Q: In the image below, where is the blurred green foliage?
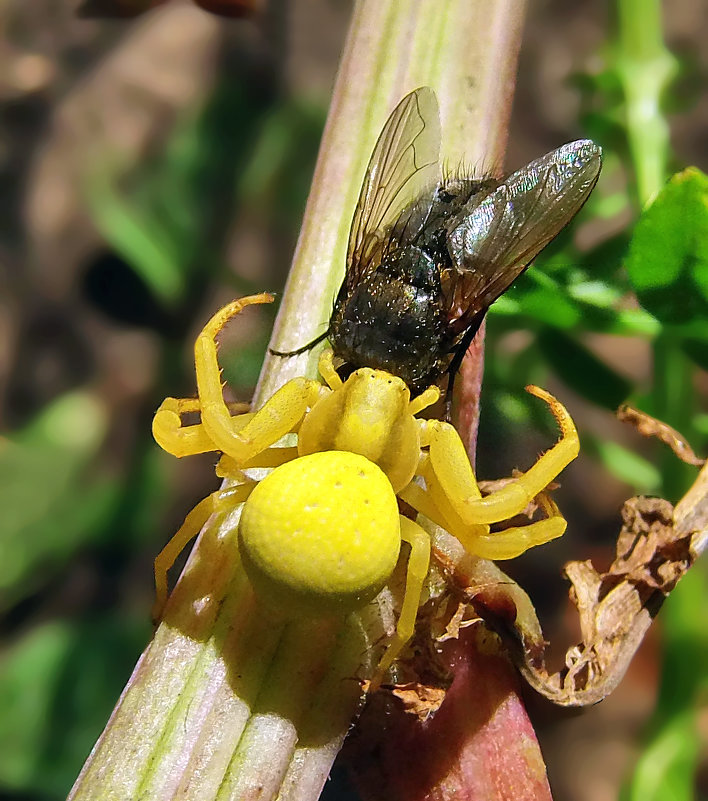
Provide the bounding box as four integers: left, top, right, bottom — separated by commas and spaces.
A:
1, 1, 706, 799
625, 565, 708, 801
0, 74, 325, 800
0, 617, 147, 798
626, 169, 708, 331
0, 393, 113, 608
487, 0, 708, 796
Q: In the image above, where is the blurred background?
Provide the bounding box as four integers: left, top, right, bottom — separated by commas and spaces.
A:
0, 1, 706, 799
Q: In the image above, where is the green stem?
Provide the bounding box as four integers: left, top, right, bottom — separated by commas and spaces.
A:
616, 0, 676, 206
616, 0, 691, 501
616, 3, 706, 799
652, 335, 696, 500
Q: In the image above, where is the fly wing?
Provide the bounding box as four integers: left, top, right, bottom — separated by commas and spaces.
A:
444, 140, 602, 332
346, 87, 441, 290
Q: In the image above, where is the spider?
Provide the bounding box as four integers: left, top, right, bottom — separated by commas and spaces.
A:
152, 293, 578, 680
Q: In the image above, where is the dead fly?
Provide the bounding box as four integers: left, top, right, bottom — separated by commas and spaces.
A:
274, 87, 601, 396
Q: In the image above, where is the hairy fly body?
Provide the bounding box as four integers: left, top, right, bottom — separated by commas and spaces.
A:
324, 87, 602, 393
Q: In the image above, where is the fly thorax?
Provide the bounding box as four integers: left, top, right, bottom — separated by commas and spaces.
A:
297, 368, 420, 493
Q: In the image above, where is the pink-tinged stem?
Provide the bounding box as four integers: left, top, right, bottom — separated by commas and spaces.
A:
456, 319, 487, 458
350, 627, 553, 801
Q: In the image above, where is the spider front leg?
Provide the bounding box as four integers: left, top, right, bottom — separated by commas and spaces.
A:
424, 385, 578, 526
153, 292, 273, 457
402, 454, 568, 559
466, 489, 567, 559
153, 481, 257, 621
154, 293, 324, 464
195, 295, 326, 462
400, 385, 576, 559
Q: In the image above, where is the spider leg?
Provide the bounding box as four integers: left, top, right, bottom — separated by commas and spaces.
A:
317, 349, 342, 390
409, 385, 440, 417
403, 456, 566, 561
399, 455, 490, 556
373, 516, 431, 686
153, 398, 252, 457
207, 378, 322, 462
193, 294, 323, 462
422, 385, 578, 526
468, 490, 566, 559
153, 292, 271, 457
216, 446, 300, 479
153, 482, 256, 621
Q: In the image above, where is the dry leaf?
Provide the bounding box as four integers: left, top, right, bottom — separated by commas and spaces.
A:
437, 601, 481, 642
390, 683, 447, 721
433, 460, 708, 706
501, 488, 704, 705
517, 496, 678, 705
618, 404, 705, 466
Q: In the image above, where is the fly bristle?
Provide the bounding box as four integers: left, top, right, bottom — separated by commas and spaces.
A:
441, 156, 502, 186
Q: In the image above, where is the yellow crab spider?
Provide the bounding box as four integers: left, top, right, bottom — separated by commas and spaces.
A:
152, 294, 579, 679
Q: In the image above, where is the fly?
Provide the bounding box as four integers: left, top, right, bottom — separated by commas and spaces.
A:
274, 87, 602, 396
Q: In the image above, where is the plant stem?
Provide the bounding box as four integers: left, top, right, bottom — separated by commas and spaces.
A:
615, 3, 707, 798
615, 0, 676, 206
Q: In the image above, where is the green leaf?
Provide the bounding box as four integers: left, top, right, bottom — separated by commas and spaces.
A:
86, 174, 185, 307
692, 413, 708, 435
236, 99, 326, 227
590, 437, 662, 492
537, 329, 634, 408
609, 307, 661, 337
18, 390, 107, 450
574, 227, 632, 282
625, 566, 708, 801
567, 280, 622, 307
0, 393, 116, 607
0, 622, 75, 791
505, 272, 582, 328
492, 390, 533, 427
625, 167, 708, 325
656, 564, 708, 712
627, 713, 701, 801
681, 338, 708, 371
0, 617, 147, 798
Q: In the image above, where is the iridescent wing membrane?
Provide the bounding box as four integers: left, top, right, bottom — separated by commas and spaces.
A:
346, 86, 441, 290
346, 87, 601, 357
444, 140, 602, 335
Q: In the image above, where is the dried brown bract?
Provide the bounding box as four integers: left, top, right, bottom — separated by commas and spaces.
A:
489, 481, 705, 705
390, 683, 448, 722
417, 458, 708, 708
618, 404, 705, 466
